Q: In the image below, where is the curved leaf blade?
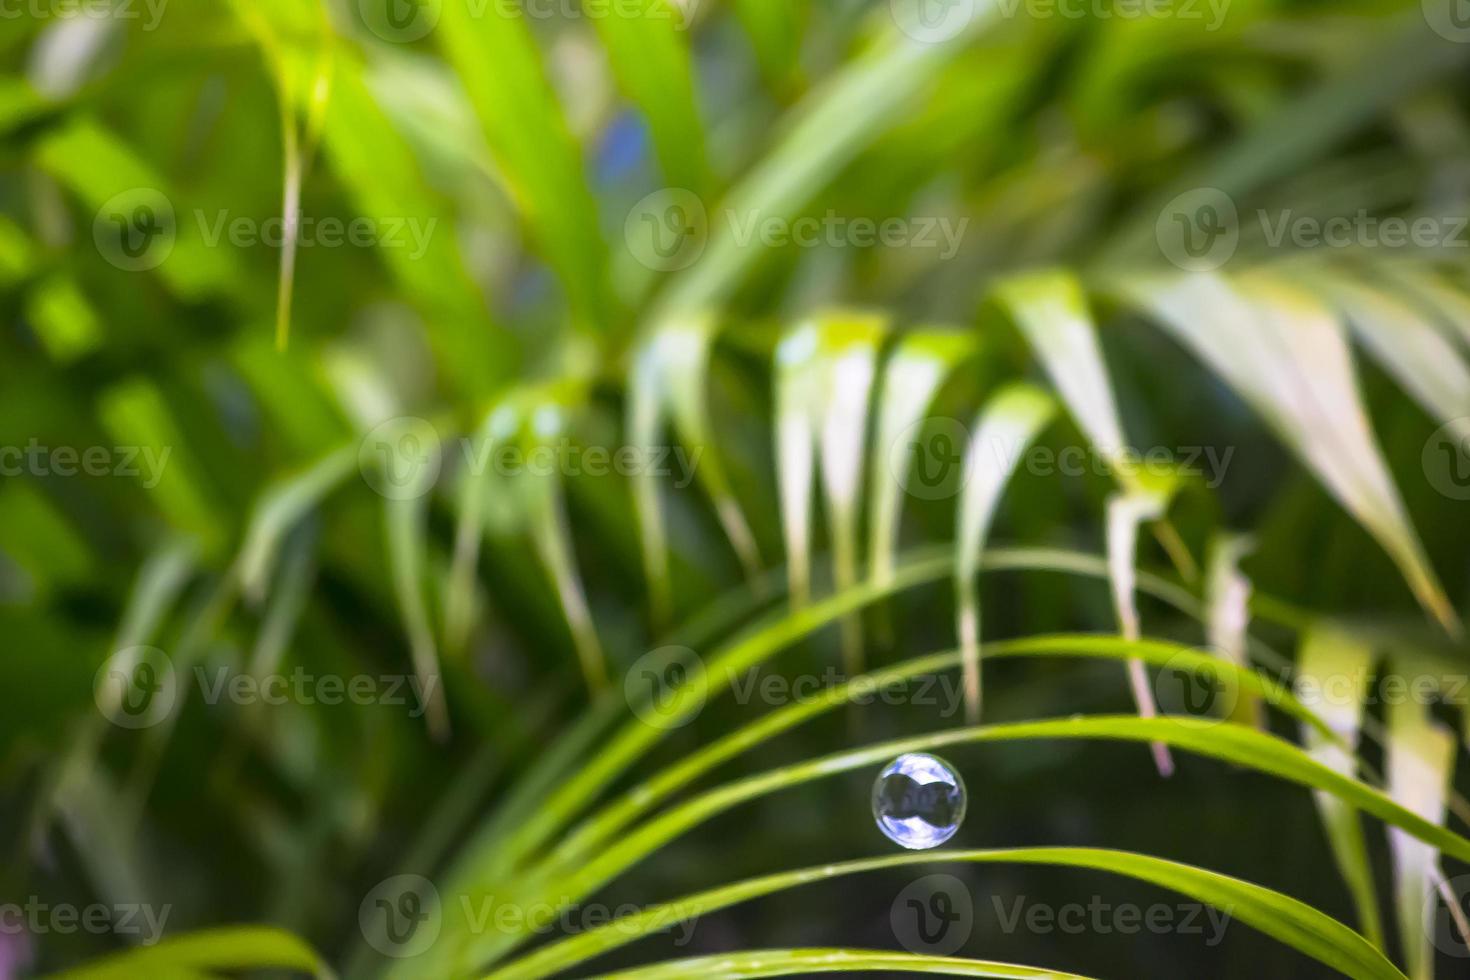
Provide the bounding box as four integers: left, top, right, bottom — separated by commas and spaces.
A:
487, 846, 1406, 980
955, 383, 1055, 721
1123, 270, 1457, 632
599, 947, 1095, 979
46, 926, 324, 979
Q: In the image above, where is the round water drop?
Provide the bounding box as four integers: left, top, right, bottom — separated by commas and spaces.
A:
872, 753, 966, 850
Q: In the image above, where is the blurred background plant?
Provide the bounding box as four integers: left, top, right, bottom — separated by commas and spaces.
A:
3, 0, 1470, 977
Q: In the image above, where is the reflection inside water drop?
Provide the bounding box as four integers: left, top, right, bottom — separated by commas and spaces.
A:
872, 752, 966, 850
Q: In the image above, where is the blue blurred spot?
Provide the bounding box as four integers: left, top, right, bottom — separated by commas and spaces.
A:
595, 112, 649, 186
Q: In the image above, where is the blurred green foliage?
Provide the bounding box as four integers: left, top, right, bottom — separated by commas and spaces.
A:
3, 0, 1470, 978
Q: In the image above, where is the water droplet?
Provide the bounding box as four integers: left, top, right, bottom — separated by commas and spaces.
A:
872, 752, 966, 849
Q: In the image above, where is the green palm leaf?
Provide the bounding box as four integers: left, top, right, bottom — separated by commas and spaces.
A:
486, 847, 1405, 980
